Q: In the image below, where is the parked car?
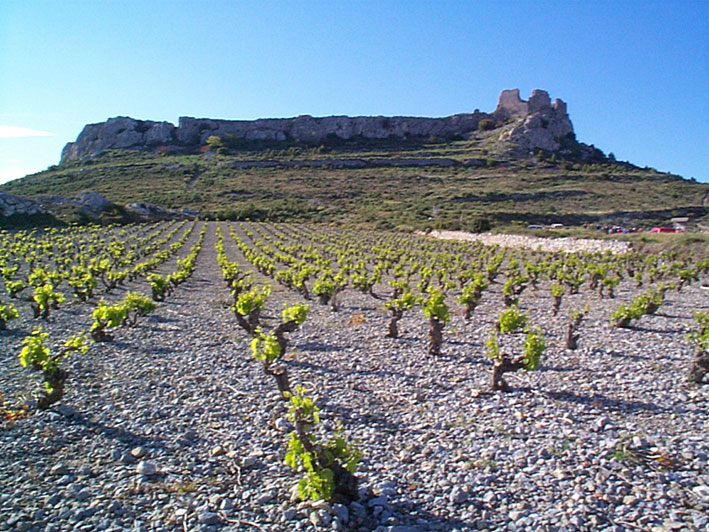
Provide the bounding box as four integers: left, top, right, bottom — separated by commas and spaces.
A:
649, 227, 680, 233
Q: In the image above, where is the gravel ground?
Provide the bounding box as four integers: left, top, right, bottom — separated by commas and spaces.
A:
0, 222, 707, 532
422, 230, 632, 254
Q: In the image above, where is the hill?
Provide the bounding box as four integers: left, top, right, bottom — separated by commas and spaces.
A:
2, 89, 708, 231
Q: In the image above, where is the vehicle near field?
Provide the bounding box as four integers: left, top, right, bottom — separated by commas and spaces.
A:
650, 227, 682, 233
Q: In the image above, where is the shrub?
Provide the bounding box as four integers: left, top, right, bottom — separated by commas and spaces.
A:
478, 118, 497, 132
488, 307, 545, 391
234, 285, 271, 335
467, 217, 492, 233
456, 273, 487, 320
32, 284, 65, 319
422, 287, 449, 356
551, 282, 565, 316
19, 327, 89, 409
122, 292, 157, 326
6, 280, 26, 298
148, 273, 171, 302
384, 288, 418, 338
91, 301, 128, 342
0, 303, 19, 329
284, 386, 361, 503
687, 311, 709, 384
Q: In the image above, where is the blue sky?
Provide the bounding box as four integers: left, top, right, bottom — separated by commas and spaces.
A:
1, 0, 707, 183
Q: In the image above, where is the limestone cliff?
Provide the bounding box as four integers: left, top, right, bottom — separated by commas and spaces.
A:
493, 89, 574, 152
60, 89, 576, 163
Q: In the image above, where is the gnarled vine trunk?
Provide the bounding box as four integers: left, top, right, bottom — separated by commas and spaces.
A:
689, 351, 709, 384
490, 354, 526, 392
293, 408, 359, 504
37, 367, 68, 409
265, 363, 291, 396
386, 309, 404, 338
273, 320, 298, 357
427, 317, 444, 356
235, 309, 261, 336
565, 322, 579, 350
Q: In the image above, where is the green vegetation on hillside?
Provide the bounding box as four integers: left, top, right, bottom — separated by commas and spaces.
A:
3, 136, 707, 232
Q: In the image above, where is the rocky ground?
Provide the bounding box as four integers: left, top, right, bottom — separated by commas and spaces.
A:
0, 222, 707, 532
423, 230, 632, 254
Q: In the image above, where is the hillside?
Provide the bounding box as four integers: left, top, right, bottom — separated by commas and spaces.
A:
2, 89, 708, 230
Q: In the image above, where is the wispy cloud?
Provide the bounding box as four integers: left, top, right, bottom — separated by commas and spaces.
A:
0, 125, 53, 138
0, 166, 42, 184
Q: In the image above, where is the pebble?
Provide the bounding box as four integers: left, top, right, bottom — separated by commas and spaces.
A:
197, 511, 220, 525
136, 461, 157, 476
50, 463, 68, 476
130, 446, 146, 458
0, 222, 706, 532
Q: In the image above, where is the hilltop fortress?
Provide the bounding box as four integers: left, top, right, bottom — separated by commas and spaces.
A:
61, 89, 575, 163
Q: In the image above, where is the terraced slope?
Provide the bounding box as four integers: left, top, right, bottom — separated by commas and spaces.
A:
3, 145, 707, 231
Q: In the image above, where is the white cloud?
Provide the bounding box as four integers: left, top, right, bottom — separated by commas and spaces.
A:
0, 166, 41, 184
0, 125, 53, 138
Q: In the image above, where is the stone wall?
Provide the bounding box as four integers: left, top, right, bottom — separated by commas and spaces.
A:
60, 89, 576, 163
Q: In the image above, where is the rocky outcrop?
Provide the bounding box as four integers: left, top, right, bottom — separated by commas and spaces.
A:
125, 201, 198, 220
0, 190, 196, 224
61, 118, 178, 163
60, 89, 577, 163
36, 192, 115, 216
0, 192, 45, 217
494, 89, 574, 152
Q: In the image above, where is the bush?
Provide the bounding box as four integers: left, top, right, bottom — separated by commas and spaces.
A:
467, 217, 492, 233
478, 118, 497, 132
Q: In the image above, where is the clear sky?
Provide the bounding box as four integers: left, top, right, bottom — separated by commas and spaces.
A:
1, 0, 707, 183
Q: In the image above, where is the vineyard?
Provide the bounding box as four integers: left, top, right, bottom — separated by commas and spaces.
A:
0, 221, 707, 531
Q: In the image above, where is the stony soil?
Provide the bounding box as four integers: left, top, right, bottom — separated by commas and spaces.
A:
0, 222, 707, 532
423, 230, 632, 254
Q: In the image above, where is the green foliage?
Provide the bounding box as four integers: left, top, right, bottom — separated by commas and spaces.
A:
0, 303, 19, 328
2, 135, 707, 231
523, 329, 545, 370
687, 311, 709, 353
251, 329, 281, 363
569, 304, 590, 324
457, 283, 480, 305
601, 274, 620, 297
282, 303, 309, 325
1, 265, 19, 281
20, 328, 89, 376
610, 288, 664, 328
27, 266, 51, 287
486, 331, 501, 361
497, 306, 527, 334
385, 290, 418, 312
284, 386, 361, 502
91, 300, 128, 336
478, 118, 496, 132
19, 327, 89, 405
235, 285, 271, 317
19, 327, 50, 370
205, 135, 223, 152
32, 283, 65, 318
122, 292, 157, 325
148, 273, 170, 301
313, 277, 335, 298
422, 286, 449, 324
6, 279, 26, 298
467, 216, 492, 233
610, 303, 643, 327
550, 282, 565, 298
68, 265, 97, 302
